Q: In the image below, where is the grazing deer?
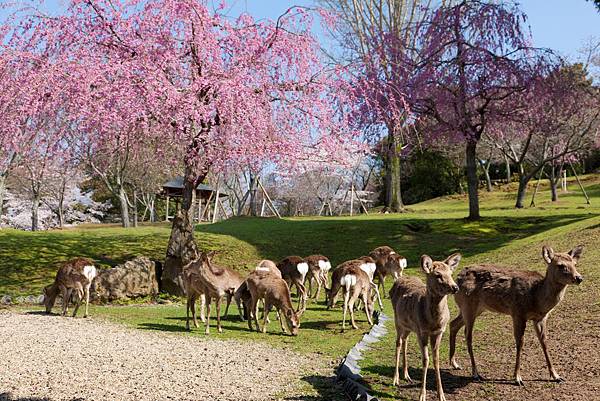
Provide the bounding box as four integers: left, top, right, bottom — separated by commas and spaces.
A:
391, 253, 461, 401
182, 251, 244, 334
277, 256, 309, 313
235, 260, 281, 321
304, 254, 331, 300
358, 255, 384, 310
448, 245, 584, 386
327, 260, 374, 330
370, 246, 408, 296
246, 272, 300, 335
44, 257, 97, 318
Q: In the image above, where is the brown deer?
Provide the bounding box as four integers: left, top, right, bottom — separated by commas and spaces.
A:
44, 257, 97, 318
357, 255, 383, 310
245, 272, 300, 335
369, 246, 407, 296
182, 251, 244, 334
327, 259, 374, 330
304, 254, 331, 300
448, 245, 584, 386
390, 253, 461, 401
234, 260, 281, 321
277, 256, 309, 313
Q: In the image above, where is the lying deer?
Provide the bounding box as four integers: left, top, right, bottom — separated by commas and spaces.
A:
449, 245, 584, 386
370, 246, 408, 296
246, 270, 300, 335
304, 254, 331, 300
277, 256, 309, 313
44, 258, 97, 318
183, 251, 244, 334
391, 253, 461, 401
327, 259, 374, 331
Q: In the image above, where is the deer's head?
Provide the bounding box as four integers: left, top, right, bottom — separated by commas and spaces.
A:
543, 245, 584, 286
285, 309, 300, 336
421, 253, 461, 296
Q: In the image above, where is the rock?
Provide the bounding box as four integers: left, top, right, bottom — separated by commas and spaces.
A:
0, 295, 12, 305
25, 295, 38, 304
36, 294, 45, 304
91, 256, 160, 302
15, 296, 26, 304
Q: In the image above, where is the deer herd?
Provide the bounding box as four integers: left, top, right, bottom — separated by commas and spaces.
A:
43, 244, 584, 400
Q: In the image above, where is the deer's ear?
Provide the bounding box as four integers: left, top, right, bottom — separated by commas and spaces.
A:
444, 253, 462, 271
286, 309, 293, 318
568, 245, 584, 262
542, 246, 555, 264
421, 255, 433, 274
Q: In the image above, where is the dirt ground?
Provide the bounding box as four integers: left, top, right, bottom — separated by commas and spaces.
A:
0, 311, 333, 401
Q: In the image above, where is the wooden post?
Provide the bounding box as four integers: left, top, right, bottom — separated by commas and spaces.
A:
569, 162, 590, 205
212, 188, 221, 223
257, 178, 281, 218
165, 195, 170, 221
562, 170, 567, 192
260, 198, 266, 217
349, 184, 354, 216
198, 198, 202, 222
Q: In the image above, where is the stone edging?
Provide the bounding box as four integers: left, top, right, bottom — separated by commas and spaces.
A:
336, 311, 391, 401
0, 294, 44, 305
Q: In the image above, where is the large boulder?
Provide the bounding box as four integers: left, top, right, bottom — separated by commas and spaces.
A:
91, 256, 160, 302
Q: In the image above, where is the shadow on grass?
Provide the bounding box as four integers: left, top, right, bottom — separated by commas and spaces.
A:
199, 214, 596, 268
283, 375, 347, 401
360, 365, 472, 399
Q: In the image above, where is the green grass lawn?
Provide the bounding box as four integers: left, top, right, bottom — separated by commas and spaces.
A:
2, 174, 600, 399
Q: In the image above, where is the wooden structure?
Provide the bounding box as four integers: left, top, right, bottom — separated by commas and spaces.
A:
161, 177, 229, 222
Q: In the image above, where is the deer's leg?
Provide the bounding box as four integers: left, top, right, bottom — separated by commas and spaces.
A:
402, 333, 412, 382
449, 312, 465, 369
295, 281, 307, 313
431, 333, 447, 401
418, 334, 430, 401
378, 273, 386, 297
362, 291, 373, 326
199, 293, 206, 323
71, 289, 82, 318
262, 301, 272, 334
393, 332, 403, 386
370, 281, 383, 310
512, 317, 527, 386
253, 298, 261, 332
342, 289, 350, 331
348, 292, 359, 330
186, 296, 192, 330
464, 311, 483, 381
204, 297, 211, 335
277, 308, 287, 333
62, 288, 71, 316
192, 294, 200, 328
215, 296, 223, 333
224, 293, 232, 318
534, 318, 562, 382
84, 284, 91, 318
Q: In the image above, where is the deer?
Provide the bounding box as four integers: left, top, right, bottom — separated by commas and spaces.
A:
357, 255, 384, 310
234, 260, 281, 321
448, 245, 584, 386
277, 256, 309, 313
182, 251, 244, 334
369, 246, 408, 296
245, 271, 300, 335
390, 253, 461, 401
304, 254, 331, 300
327, 259, 374, 331
43, 257, 97, 318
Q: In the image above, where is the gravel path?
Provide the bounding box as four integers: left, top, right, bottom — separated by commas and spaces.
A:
0, 311, 321, 401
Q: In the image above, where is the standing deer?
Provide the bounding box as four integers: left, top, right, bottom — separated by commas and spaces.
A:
277, 256, 309, 313
327, 259, 374, 330
43, 257, 97, 318
370, 246, 407, 296
390, 253, 461, 401
235, 260, 281, 321
304, 254, 331, 300
245, 271, 300, 335
449, 245, 584, 386
358, 255, 384, 310
183, 251, 244, 334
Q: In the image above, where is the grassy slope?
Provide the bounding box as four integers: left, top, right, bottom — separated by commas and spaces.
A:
2, 175, 600, 399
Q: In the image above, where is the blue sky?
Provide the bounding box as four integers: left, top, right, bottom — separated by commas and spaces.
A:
2, 0, 599, 59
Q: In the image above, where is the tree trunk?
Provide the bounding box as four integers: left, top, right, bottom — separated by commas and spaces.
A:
118, 184, 130, 228
249, 173, 258, 216
550, 165, 559, 202
384, 134, 403, 212
163, 165, 202, 296
479, 159, 492, 192
515, 177, 528, 208
133, 189, 139, 227
149, 196, 156, 222
465, 140, 480, 220
31, 192, 41, 231
0, 174, 6, 219
58, 193, 65, 229
505, 155, 511, 184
